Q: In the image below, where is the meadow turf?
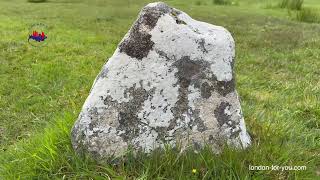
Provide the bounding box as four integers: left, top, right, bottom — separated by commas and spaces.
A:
0, 0, 319, 179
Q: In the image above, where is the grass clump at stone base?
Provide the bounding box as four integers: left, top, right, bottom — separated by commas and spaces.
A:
0, 113, 317, 179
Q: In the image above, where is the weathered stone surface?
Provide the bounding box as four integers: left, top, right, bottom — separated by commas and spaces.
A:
71, 2, 251, 159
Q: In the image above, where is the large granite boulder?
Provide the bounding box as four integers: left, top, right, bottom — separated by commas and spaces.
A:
71, 2, 251, 159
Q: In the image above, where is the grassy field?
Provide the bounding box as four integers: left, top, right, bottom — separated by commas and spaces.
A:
0, 0, 319, 179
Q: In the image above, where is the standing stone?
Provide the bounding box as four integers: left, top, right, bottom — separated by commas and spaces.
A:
71, 2, 251, 159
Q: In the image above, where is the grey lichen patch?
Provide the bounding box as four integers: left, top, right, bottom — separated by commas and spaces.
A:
173, 56, 202, 86
169, 9, 186, 25
175, 19, 187, 25
71, 121, 87, 153
168, 55, 237, 133
169, 56, 207, 132
214, 102, 232, 127
170, 8, 181, 17
154, 126, 170, 142
102, 83, 156, 142
87, 107, 101, 131
197, 38, 208, 53
192, 141, 202, 151
230, 129, 242, 138
169, 55, 234, 98
171, 57, 201, 117
200, 82, 214, 99
188, 109, 207, 132
97, 67, 109, 79
156, 49, 171, 61
197, 71, 235, 97
119, 2, 171, 60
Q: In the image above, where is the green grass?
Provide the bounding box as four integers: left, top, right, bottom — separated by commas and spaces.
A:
0, 0, 320, 179
276, 0, 320, 23
296, 7, 320, 23
27, 0, 48, 3
213, 0, 232, 5
279, 0, 304, 10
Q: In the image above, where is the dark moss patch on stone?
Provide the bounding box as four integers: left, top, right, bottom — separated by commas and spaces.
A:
158, 51, 235, 99
200, 81, 214, 99
214, 102, 232, 127
119, 3, 171, 60
216, 78, 235, 96
119, 29, 154, 60
175, 19, 187, 25
170, 8, 181, 17
197, 71, 235, 97
71, 121, 87, 154
230, 129, 241, 138
167, 55, 237, 133
192, 141, 201, 150
171, 56, 201, 123
169, 8, 186, 25
155, 126, 170, 142
173, 56, 202, 84
87, 107, 100, 131
209, 135, 214, 141
197, 38, 208, 53
216, 57, 236, 96
169, 56, 207, 132
156, 49, 171, 61
188, 109, 207, 132
102, 83, 156, 142
214, 102, 241, 134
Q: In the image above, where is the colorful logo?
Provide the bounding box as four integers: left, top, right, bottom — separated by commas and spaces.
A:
28, 23, 48, 47
28, 31, 47, 42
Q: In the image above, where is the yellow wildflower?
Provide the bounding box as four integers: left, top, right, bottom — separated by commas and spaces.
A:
192, 169, 197, 174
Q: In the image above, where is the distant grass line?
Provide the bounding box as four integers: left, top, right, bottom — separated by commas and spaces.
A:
279, 0, 304, 10
27, 0, 47, 3
213, 0, 232, 5
194, 0, 237, 6
296, 7, 320, 23
276, 0, 320, 23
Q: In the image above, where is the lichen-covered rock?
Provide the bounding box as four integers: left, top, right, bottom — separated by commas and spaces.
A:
71, 2, 251, 159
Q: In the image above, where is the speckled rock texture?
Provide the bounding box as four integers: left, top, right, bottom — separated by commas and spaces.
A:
71, 2, 251, 159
